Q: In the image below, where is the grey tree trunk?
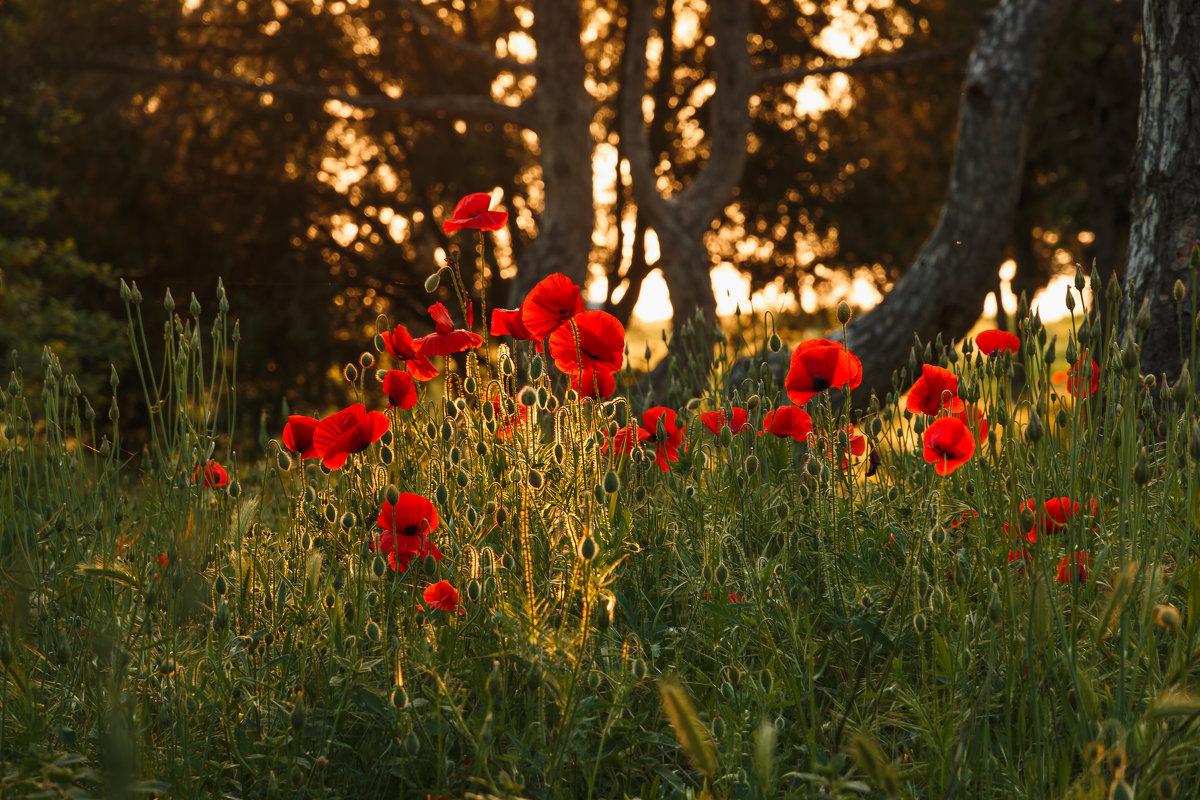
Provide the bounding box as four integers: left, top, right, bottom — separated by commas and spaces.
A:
507, 0, 595, 303
621, 0, 752, 335
818, 0, 1081, 403
1123, 0, 1200, 387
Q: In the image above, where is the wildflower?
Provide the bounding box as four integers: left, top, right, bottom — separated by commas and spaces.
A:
785, 339, 863, 405
422, 580, 463, 614
949, 398, 988, 444
312, 403, 390, 470
700, 407, 751, 436
416, 302, 483, 356
974, 329, 1021, 356
521, 273, 585, 339
442, 192, 507, 233
548, 309, 625, 374
760, 406, 814, 442
921, 416, 975, 476
608, 420, 651, 455
381, 323, 438, 381
643, 406, 684, 471
282, 415, 322, 459
382, 370, 418, 410
906, 364, 959, 416
194, 460, 229, 488
1068, 356, 1099, 398
376, 494, 443, 573
1014, 496, 1101, 543
570, 367, 617, 399
1056, 552, 1090, 584
490, 306, 537, 343
487, 392, 528, 439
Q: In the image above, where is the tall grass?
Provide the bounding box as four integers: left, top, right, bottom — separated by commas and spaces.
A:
1, 261, 1198, 800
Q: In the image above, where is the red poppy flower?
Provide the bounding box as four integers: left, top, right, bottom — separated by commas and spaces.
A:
282, 415, 321, 460
571, 367, 617, 399
950, 509, 978, 529
382, 323, 438, 381
700, 407, 751, 436
194, 460, 228, 488
922, 416, 975, 476
520, 273, 585, 339
844, 425, 867, 457
382, 370, 418, 410
489, 394, 529, 439
423, 580, 463, 613
312, 403, 390, 470
608, 421, 651, 455
1068, 357, 1099, 398
548, 310, 624, 375
376, 493, 443, 573
643, 406, 684, 471
760, 406, 814, 442
906, 364, 959, 416
416, 303, 483, 357
785, 339, 863, 405
491, 306, 537, 342
950, 398, 988, 444
442, 192, 507, 234
1057, 552, 1090, 584
975, 329, 1021, 356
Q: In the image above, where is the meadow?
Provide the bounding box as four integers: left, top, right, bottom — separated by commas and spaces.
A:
2, 240, 1199, 800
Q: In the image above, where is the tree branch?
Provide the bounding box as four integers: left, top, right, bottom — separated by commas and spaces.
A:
55, 57, 535, 128
755, 41, 971, 87
392, 0, 531, 74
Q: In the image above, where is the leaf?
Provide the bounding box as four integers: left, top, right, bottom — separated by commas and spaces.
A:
657, 675, 717, 780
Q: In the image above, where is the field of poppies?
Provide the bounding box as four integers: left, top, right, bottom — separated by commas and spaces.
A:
2, 195, 1199, 799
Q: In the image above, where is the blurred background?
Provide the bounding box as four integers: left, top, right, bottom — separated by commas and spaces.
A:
0, 0, 1140, 435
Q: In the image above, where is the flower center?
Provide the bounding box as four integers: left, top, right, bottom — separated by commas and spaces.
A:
811, 376, 831, 392
403, 525, 420, 536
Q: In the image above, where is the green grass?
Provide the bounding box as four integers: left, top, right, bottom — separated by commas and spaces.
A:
1, 268, 1199, 800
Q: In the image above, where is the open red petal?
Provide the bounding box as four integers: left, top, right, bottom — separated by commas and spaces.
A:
521, 273, 584, 339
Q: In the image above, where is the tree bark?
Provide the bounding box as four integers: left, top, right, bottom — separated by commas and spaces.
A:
815, 0, 1081, 403
506, 0, 596, 303
621, 0, 752, 334
1122, 0, 1200, 387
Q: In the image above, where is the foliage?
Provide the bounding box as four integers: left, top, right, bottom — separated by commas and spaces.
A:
3, 253, 1200, 799
0, 173, 129, 403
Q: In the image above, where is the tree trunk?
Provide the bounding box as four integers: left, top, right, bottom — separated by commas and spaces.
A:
1122, 0, 1199, 387
507, 0, 595, 304
820, 0, 1081, 403
621, 0, 752, 335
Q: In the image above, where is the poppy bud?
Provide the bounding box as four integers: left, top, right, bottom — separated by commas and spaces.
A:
578, 535, 598, 562
836, 301, 852, 325
500, 357, 515, 376
719, 426, 733, 447
758, 668, 774, 694
301, 532, 313, 550
1024, 412, 1043, 444
1109, 779, 1133, 800
912, 612, 927, 635
467, 579, 482, 602
164, 288, 175, 313
404, 730, 421, 755
342, 600, 355, 623
213, 599, 229, 632
630, 658, 648, 680
1153, 604, 1181, 630
988, 567, 1002, 586
1065, 287, 1076, 312
390, 686, 408, 708
553, 443, 565, 464
424, 273, 440, 293
602, 470, 621, 493
714, 562, 729, 585
290, 700, 306, 734
743, 454, 759, 476
1156, 776, 1178, 799
1133, 449, 1149, 486
518, 386, 537, 407
1043, 336, 1056, 365
324, 503, 337, 523
1171, 367, 1191, 404
987, 589, 1003, 627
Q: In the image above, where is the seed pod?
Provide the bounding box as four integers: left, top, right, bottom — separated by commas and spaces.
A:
578, 535, 598, 562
